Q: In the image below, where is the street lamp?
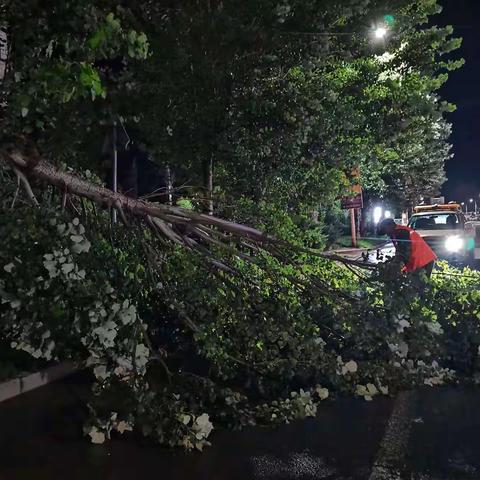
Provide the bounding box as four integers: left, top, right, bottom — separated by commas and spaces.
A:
471, 198, 478, 214
373, 206, 383, 224
287, 18, 391, 45
374, 26, 388, 39
465, 199, 473, 214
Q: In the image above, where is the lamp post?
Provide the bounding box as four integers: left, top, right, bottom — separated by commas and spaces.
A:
282, 20, 390, 43
112, 121, 118, 224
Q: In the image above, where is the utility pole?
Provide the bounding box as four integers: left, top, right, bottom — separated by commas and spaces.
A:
203, 156, 214, 215
0, 30, 7, 83
356, 208, 361, 240
112, 121, 118, 224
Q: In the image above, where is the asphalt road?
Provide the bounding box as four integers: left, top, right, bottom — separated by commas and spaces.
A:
2, 374, 480, 479
337, 243, 480, 271
333, 243, 395, 264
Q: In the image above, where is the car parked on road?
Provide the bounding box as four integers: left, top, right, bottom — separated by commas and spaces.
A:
408, 203, 478, 265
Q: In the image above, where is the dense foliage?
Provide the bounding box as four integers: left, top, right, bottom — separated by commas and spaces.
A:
2, 0, 461, 226
2, 170, 480, 449
1, 0, 472, 451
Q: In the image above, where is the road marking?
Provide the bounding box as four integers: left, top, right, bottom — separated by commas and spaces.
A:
369, 391, 416, 480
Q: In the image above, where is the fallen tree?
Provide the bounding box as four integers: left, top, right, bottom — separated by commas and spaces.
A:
2, 159, 480, 450
1, 0, 469, 451
1, 147, 374, 297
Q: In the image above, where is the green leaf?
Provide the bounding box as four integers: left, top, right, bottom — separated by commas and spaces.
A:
88, 29, 106, 50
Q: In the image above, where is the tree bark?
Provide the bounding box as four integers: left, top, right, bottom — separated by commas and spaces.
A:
1, 148, 377, 273
2, 149, 269, 242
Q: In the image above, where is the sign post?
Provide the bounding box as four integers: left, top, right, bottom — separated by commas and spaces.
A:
341, 170, 363, 247
350, 208, 357, 247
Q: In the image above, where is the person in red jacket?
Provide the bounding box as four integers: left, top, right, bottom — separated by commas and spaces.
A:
377, 218, 437, 278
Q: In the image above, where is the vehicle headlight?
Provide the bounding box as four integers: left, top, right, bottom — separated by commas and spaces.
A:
445, 236, 464, 253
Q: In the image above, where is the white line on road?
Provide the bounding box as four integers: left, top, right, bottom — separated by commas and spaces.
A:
369, 391, 416, 480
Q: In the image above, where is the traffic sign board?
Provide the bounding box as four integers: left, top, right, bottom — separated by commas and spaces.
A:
341, 193, 363, 209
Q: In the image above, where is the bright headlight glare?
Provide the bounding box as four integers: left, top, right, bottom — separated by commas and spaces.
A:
445, 236, 464, 253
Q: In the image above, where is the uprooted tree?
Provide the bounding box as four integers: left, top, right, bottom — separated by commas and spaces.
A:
2, 0, 478, 450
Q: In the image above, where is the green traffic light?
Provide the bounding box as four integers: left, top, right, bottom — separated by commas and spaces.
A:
384, 14, 395, 25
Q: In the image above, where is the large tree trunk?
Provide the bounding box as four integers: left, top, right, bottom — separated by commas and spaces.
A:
1, 148, 375, 272
2, 149, 270, 242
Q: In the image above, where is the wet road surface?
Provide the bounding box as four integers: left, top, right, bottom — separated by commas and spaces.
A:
0, 372, 392, 480
2, 373, 480, 479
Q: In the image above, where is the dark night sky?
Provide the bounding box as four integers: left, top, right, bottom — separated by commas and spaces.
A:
437, 0, 480, 202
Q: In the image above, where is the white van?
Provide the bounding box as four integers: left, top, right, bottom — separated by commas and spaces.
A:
408, 204, 470, 262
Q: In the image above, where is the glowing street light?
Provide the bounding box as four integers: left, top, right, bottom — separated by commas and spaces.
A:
374, 26, 388, 39
373, 206, 383, 224
470, 198, 478, 214
291, 16, 392, 44
384, 210, 392, 218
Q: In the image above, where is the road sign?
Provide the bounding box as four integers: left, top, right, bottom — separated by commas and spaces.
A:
341, 167, 363, 209
341, 193, 363, 209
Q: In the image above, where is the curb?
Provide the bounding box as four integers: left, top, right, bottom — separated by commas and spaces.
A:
0, 361, 78, 403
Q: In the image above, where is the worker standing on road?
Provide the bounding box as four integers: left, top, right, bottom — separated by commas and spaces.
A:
377, 218, 437, 281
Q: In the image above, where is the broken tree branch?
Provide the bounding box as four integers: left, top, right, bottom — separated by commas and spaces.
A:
11, 165, 39, 206
1, 148, 379, 275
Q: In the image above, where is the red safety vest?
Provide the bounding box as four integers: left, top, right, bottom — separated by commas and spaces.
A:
392, 225, 437, 273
